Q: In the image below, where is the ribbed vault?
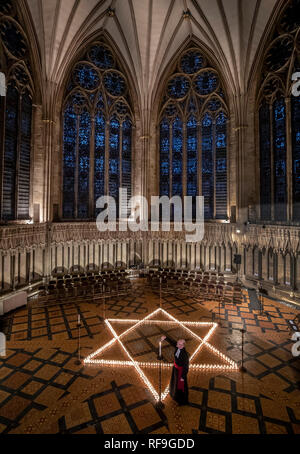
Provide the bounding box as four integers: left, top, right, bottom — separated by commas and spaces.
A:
24, 0, 281, 103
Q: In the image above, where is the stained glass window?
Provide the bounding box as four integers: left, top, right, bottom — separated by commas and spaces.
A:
160, 119, 170, 197
187, 116, 198, 218
74, 64, 100, 90
63, 104, 77, 219
259, 102, 272, 220
89, 45, 115, 69
18, 90, 32, 219
202, 113, 214, 219
215, 112, 227, 219
180, 52, 203, 74
292, 97, 300, 220
62, 41, 132, 219
172, 117, 183, 197
159, 48, 228, 220
273, 98, 287, 221
77, 110, 91, 219
94, 113, 105, 216
2, 84, 18, 219
122, 118, 132, 217
259, 0, 300, 223
0, 5, 33, 221
194, 72, 218, 96
109, 116, 120, 212
168, 76, 190, 99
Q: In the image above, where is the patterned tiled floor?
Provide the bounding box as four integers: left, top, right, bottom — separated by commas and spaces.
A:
0, 280, 299, 434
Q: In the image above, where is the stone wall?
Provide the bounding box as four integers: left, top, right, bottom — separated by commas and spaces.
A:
1, 223, 300, 300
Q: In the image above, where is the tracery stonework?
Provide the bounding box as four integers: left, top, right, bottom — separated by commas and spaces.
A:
0, 223, 299, 255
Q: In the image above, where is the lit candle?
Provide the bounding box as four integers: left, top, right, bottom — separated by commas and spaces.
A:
159, 341, 161, 357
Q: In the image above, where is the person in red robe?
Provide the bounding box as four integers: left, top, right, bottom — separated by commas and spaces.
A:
160, 335, 189, 405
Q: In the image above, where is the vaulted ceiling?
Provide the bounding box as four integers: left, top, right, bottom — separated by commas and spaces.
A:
24, 0, 280, 103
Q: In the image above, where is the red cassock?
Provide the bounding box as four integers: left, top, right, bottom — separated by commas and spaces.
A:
174, 362, 185, 392
164, 337, 189, 405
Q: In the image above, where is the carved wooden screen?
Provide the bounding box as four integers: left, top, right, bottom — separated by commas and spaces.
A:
0, 0, 33, 221
158, 48, 229, 220
258, 0, 300, 222
62, 41, 133, 219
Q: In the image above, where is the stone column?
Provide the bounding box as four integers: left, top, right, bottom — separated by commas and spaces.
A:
57, 244, 63, 270
0, 255, 4, 290
10, 254, 16, 291
226, 246, 232, 272
181, 243, 186, 268
20, 251, 27, 285
261, 249, 267, 281
122, 242, 126, 267
3, 255, 10, 290
205, 246, 210, 271
73, 243, 78, 271
285, 98, 292, 222
195, 244, 200, 269
277, 252, 284, 286
35, 247, 43, 280
221, 245, 226, 272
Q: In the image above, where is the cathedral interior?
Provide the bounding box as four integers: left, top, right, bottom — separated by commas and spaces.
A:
0, 0, 299, 436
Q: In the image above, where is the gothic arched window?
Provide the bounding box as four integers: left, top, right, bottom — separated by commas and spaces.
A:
258, 0, 300, 222
62, 41, 133, 219
159, 48, 229, 220
0, 1, 33, 221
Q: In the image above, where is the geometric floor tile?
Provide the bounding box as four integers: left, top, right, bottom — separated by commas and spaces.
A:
84, 308, 238, 402
1, 281, 300, 434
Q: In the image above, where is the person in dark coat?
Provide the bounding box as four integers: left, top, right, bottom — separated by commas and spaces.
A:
160, 335, 189, 405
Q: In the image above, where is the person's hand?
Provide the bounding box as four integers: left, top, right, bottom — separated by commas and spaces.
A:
180, 378, 184, 382
160, 336, 166, 342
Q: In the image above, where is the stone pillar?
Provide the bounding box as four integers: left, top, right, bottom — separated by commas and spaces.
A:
19, 251, 27, 285
195, 244, 200, 269
205, 246, 210, 271
168, 241, 172, 267
73, 243, 78, 270
32, 105, 47, 222
109, 242, 114, 267
200, 245, 204, 270
122, 242, 126, 267
181, 243, 186, 268
261, 249, 267, 281
95, 243, 99, 270
147, 240, 152, 266
176, 243, 179, 268
10, 254, 16, 291
245, 247, 251, 277
115, 242, 119, 265
277, 252, 284, 285
71, 243, 75, 270
57, 244, 63, 270
35, 248, 43, 280
190, 244, 195, 270
285, 254, 292, 287
65, 245, 70, 272
0, 255, 4, 290
291, 254, 297, 291
285, 98, 293, 222
221, 245, 226, 272
225, 246, 232, 272
125, 242, 129, 267
98, 243, 102, 269
89, 243, 94, 269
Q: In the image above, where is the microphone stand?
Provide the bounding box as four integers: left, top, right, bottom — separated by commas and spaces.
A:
155, 341, 165, 410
